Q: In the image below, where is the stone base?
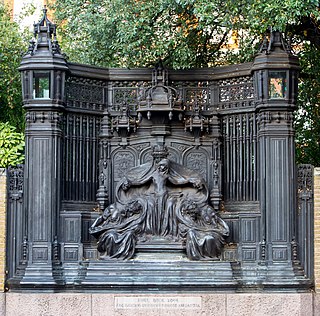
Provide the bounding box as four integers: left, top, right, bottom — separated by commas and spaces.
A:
8, 255, 313, 291
81, 260, 236, 291
1, 292, 319, 316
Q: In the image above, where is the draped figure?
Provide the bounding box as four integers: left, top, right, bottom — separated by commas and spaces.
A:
90, 158, 229, 260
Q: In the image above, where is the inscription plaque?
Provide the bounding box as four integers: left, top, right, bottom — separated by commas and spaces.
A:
115, 296, 202, 310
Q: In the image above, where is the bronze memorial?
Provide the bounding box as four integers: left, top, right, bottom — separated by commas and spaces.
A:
6, 8, 314, 292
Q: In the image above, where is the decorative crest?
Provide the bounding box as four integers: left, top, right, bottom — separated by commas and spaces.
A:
151, 144, 169, 162
184, 101, 209, 134
111, 101, 138, 135
138, 63, 182, 121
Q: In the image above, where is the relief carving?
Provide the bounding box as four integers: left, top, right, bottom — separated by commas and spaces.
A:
90, 148, 229, 261
113, 151, 136, 181
185, 152, 207, 178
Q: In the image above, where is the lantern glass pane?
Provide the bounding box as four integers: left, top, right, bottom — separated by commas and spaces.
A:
268, 71, 286, 99
33, 71, 50, 99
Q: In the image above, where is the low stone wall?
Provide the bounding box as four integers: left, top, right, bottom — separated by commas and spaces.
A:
0, 169, 6, 292
0, 292, 319, 316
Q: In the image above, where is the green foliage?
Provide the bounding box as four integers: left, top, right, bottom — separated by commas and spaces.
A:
0, 3, 26, 132
0, 122, 25, 168
48, 0, 320, 164
295, 43, 320, 166
50, 0, 320, 68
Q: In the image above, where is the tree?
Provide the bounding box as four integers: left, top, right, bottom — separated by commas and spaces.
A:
0, 3, 26, 132
50, 0, 320, 67
48, 1, 320, 165
295, 44, 320, 166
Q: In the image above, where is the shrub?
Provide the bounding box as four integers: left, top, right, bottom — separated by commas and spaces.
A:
0, 122, 25, 168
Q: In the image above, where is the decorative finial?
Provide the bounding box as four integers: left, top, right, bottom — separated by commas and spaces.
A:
259, 28, 292, 55
26, 6, 61, 56
152, 59, 168, 86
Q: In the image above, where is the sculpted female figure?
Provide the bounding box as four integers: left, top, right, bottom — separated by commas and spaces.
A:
90, 200, 145, 259
116, 158, 208, 237
90, 156, 229, 261
177, 201, 229, 260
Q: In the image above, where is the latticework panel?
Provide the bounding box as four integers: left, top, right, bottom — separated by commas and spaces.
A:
218, 76, 254, 109
65, 76, 107, 111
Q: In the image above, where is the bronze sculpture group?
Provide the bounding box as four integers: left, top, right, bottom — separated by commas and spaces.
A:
90, 153, 229, 261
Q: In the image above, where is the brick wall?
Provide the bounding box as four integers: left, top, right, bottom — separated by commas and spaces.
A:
314, 167, 320, 292
0, 169, 7, 292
